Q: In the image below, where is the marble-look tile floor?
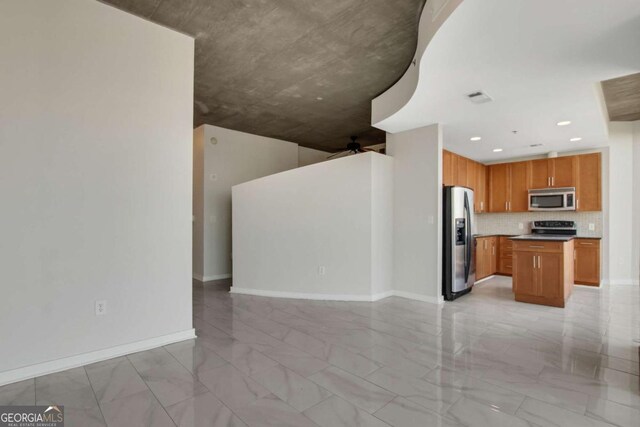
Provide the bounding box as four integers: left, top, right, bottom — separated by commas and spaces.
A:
1, 276, 639, 426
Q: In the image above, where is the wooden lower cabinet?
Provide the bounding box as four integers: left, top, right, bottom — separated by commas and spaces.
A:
574, 239, 601, 286
497, 236, 513, 275
475, 236, 497, 281
512, 240, 574, 308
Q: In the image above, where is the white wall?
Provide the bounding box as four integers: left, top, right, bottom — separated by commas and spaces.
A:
371, 155, 395, 295
232, 153, 394, 300
0, 0, 195, 384
632, 121, 640, 284
193, 125, 298, 281
298, 146, 330, 167
193, 127, 205, 277
607, 123, 636, 284
387, 124, 443, 303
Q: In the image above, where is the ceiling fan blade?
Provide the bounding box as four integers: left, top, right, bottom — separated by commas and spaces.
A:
327, 150, 349, 159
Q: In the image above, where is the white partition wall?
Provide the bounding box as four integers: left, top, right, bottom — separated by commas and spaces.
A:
387, 124, 443, 303
0, 0, 194, 385
232, 153, 394, 301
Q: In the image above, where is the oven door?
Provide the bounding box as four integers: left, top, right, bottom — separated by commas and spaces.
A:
529, 190, 575, 211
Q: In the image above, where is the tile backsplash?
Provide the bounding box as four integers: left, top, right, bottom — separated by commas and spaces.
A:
476, 211, 603, 237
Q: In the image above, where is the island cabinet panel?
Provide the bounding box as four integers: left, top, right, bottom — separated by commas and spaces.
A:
513, 239, 574, 308
576, 153, 601, 211
513, 251, 537, 296
574, 239, 600, 286
538, 253, 563, 299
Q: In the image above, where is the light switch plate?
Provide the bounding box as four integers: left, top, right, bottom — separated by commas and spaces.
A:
589, 223, 595, 231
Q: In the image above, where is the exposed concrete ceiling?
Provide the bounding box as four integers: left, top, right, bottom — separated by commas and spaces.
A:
602, 72, 640, 122
102, 0, 426, 150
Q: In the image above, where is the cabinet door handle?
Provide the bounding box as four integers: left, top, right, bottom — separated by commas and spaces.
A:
580, 242, 594, 245
548, 177, 551, 186
552, 176, 554, 186
529, 245, 545, 248
538, 255, 541, 268
577, 199, 580, 210
533, 256, 536, 269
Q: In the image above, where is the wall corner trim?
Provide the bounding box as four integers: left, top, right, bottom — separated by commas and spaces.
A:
0, 329, 196, 387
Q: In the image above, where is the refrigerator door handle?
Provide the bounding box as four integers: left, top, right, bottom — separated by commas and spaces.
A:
463, 191, 471, 284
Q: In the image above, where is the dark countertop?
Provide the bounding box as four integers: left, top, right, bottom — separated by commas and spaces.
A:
509, 235, 602, 242
473, 234, 518, 238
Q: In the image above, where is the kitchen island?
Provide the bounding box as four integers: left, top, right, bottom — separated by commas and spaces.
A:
510, 236, 575, 308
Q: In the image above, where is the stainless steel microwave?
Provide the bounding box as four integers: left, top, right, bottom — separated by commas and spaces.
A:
528, 187, 576, 211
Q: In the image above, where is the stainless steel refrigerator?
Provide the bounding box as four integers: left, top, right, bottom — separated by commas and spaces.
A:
443, 186, 476, 301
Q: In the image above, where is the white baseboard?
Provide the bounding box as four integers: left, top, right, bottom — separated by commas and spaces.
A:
193, 273, 232, 282
390, 290, 444, 305
0, 329, 196, 387
230, 287, 387, 302
230, 287, 442, 304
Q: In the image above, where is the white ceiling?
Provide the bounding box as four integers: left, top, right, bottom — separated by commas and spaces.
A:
373, 0, 640, 162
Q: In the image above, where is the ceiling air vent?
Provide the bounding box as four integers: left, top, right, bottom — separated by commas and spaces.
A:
466, 91, 492, 104
530, 144, 543, 148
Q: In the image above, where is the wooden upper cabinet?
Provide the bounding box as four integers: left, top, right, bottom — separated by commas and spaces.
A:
509, 161, 529, 212
475, 163, 487, 213
466, 160, 477, 190
443, 150, 455, 186
550, 156, 576, 188
488, 163, 509, 212
530, 159, 551, 188
456, 156, 468, 187
529, 157, 577, 188
576, 153, 601, 211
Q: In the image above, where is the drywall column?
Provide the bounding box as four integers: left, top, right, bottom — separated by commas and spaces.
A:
632, 121, 640, 284
0, 0, 194, 385
193, 127, 205, 278
607, 122, 635, 284
387, 124, 443, 303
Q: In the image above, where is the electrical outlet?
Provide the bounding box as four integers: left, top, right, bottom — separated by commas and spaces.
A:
318, 266, 326, 276
428, 216, 435, 225
518, 223, 524, 230
95, 300, 107, 316
209, 173, 218, 181
589, 223, 595, 231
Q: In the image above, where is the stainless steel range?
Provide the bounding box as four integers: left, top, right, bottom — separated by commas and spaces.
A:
523, 220, 577, 240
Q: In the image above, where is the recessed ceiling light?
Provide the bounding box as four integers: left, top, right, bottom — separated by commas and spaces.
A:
470, 136, 482, 141
493, 148, 503, 152
316, 97, 323, 101
557, 121, 571, 126
570, 137, 582, 142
